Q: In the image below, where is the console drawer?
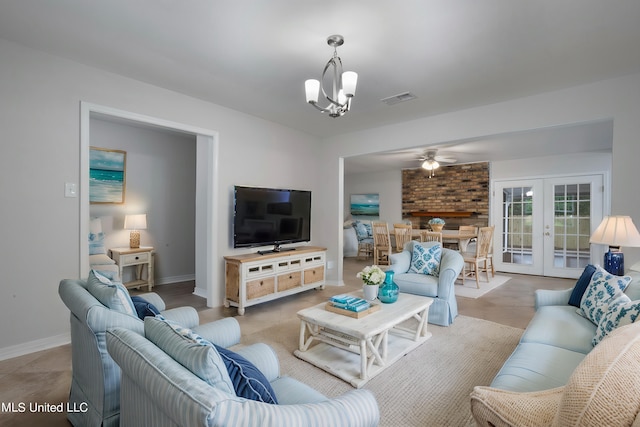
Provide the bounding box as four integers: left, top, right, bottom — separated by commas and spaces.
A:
120, 252, 150, 265
278, 271, 302, 291
304, 266, 325, 284
246, 277, 275, 300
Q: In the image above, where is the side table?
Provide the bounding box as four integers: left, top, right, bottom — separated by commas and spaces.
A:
109, 246, 155, 291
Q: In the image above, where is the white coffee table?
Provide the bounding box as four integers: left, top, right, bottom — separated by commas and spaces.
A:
294, 292, 433, 388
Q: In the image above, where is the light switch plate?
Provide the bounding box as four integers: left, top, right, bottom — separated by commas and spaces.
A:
65, 182, 77, 198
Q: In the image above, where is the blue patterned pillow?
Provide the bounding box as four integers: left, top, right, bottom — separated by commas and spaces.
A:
409, 243, 441, 277
88, 231, 106, 255
579, 266, 631, 326
593, 297, 640, 345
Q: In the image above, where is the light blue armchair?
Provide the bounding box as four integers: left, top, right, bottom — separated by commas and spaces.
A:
106, 317, 380, 427
58, 277, 228, 427
388, 241, 464, 326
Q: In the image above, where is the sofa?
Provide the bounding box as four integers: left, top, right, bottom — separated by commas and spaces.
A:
488, 264, 640, 393
59, 272, 235, 427
106, 316, 380, 427
388, 241, 464, 326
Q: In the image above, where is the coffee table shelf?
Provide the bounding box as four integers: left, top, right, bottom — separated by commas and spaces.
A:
294, 292, 433, 388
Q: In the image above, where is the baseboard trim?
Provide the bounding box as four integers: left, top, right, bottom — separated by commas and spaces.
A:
192, 287, 207, 298
0, 333, 70, 362
155, 274, 196, 286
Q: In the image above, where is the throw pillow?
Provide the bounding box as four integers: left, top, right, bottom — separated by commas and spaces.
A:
144, 317, 235, 395
593, 297, 640, 345
87, 270, 136, 316
213, 343, 279, 405
409, 243, 441, 277
88, 231, 107, 255
568, 264, 597, 307
578, 266, 631, 326
130, 296, 161, 319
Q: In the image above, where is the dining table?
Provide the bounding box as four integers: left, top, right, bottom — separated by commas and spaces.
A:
411, 229, 477, 252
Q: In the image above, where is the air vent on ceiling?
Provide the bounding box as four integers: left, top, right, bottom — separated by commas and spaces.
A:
381, 92, 417, 106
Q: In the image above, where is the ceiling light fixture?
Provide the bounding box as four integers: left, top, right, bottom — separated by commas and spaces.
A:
421, 159, 440, 178
305, 35, 358, 118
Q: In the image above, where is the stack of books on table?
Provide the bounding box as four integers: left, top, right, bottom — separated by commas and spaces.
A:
329, 295, 371, 312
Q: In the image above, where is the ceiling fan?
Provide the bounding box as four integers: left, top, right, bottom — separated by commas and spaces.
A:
416, 149, 456, 177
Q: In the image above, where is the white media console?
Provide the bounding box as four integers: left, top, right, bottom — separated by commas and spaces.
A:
224, 246, 326, 315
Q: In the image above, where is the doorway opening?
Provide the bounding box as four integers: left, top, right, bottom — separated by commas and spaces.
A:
79, 102, 219, 306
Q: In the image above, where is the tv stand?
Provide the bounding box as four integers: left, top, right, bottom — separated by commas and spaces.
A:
258, 244, 296, 255
224, 246, 326, 315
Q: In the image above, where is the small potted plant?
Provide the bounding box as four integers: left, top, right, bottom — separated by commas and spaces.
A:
356, 265, 386, 301
428, 217, 445, 232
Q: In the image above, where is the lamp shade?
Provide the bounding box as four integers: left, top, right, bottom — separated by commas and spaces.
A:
124, 214, 147, 230
305, 79, 320, 103
341, 71, 358, 97
590, 215, 640, 247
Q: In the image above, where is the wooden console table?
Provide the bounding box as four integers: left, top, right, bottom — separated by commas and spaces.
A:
224, 246, 326, 315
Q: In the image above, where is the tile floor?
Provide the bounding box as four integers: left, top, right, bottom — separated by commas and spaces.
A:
0, 257, 574, 426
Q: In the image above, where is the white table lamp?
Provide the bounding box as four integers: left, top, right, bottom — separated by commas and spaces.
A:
124, 214, 147, 248
590, 215, 640, 275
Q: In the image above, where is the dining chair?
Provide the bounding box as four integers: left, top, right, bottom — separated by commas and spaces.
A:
353, 221, 374, 260
456, 225, 479, 252
393, 223, 413, 252
420, 230, 443, 243
372, 222, 392, 265
460, 226, 494, 288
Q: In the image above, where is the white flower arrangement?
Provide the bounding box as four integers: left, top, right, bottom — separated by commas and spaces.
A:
428, 217, 446, 225
356, 265, 386, 286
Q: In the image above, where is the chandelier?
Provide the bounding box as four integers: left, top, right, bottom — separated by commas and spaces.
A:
305, 35, 358, 118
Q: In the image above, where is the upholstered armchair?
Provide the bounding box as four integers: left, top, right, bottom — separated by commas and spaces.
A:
388, 241, 464, 326
470, 321, 640, 426
58, 273, 226, 427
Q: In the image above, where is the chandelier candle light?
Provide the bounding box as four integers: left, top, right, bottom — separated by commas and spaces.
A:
305, 35, 358, 118
124, 214, 147, 249
589, 215, 640, 275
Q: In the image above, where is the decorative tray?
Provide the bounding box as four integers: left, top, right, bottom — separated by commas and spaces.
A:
325, 302, 381, 319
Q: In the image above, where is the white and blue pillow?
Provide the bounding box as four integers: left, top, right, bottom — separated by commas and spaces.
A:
145, 317, 278, 404
87, 270, 136, 316
409, 243, 441, 277
593, 297, 640, 345
578, 265, 631, 326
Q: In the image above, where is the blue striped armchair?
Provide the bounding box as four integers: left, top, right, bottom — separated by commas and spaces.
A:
58, 277, 225, 427
106, 317, 380, 427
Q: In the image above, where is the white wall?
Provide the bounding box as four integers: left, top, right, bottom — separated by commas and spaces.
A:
344, 170, 403, 223
89, 118, 198, 284
0, 39, 321, 358
318, 73, 640, 287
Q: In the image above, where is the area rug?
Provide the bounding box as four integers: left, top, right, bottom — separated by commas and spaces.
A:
455, 274, 511, 299
241, 315, 523, 427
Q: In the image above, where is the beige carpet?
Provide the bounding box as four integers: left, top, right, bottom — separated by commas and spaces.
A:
242, 314, 523, 427
455, 275, 511, 299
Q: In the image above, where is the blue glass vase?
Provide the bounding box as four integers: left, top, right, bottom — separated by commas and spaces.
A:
378, 271, 399, 303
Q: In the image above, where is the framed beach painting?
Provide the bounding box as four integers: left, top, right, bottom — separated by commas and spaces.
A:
89, 147, 126, 204
350, 193, 380, 217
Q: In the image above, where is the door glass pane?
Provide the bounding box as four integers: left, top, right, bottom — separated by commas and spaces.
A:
553, 183, 591, 269
502, 187, 533, 265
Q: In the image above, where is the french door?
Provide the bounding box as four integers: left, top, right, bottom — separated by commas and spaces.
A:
493, 175, 604, 278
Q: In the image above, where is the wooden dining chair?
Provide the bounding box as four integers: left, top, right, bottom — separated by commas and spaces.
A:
393, 223, 413, 252
372, 222, 392, 265
420, 230, 443, 243
456, 225, 478, 251
460, 226, 494, 288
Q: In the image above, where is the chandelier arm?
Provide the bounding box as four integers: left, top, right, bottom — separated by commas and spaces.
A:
320, 57, 349, 108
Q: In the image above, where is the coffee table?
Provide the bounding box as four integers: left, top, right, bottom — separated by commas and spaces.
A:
294, 292, 433, 388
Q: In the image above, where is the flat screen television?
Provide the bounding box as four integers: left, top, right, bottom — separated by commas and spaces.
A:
233, 185, 311, 253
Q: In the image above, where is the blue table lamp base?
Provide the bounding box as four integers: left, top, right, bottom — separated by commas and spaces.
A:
603, 248, 624, 276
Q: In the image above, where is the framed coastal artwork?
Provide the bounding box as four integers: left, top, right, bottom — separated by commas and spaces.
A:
89, 147, 126, 204
350, 193, 380, 217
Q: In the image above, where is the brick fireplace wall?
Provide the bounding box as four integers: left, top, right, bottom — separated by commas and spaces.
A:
402, 162, 490, 230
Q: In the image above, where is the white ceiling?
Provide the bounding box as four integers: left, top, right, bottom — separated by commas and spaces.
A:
1, 1, 636, 166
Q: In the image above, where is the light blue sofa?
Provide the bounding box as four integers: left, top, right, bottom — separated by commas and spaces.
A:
106, 316, 380, 427
388, 241, 464, 326
489, 269, 640, 392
